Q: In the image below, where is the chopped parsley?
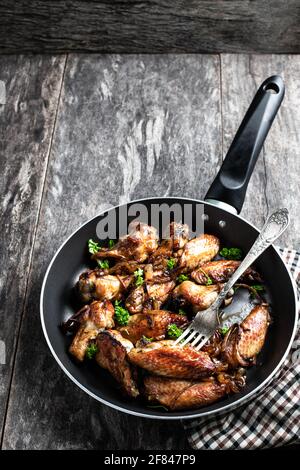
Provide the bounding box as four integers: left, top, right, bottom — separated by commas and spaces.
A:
97, 259, 110, 269
252, 284, 265, 293
176, 274, 189, 284
220, 247, 242, 260
167, 258, 177, 270
220, 326, 229, 336
142, 336, 153, 343
167, 323, 183, 339
178, 309, 187, 316
114, 300, 130, 326
88, 239, 101, 255
108, 239, 115, 248
134, 268, 144, 287
85, 343, 98, 359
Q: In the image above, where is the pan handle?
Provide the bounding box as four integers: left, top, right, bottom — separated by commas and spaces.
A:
205, 75, 285, 214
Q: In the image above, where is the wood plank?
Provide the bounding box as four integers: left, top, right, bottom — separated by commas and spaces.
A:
1, 54, 222, 449
221, 54, 300, 248
0, 55, 66, 441
0, 1, 300, 54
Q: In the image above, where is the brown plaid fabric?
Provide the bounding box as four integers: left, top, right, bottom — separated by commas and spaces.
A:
185, 247, 300, 450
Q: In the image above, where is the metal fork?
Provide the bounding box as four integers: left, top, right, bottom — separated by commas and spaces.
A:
173, 208, 290, 350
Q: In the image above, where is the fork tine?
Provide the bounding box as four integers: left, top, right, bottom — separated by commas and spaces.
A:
190, 333, 206, 347
194, 336, 209, 351
180, 329, 198, 347
173, 324, 192, 345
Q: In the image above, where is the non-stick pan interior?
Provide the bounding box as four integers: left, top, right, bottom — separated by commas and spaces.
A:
41, 198, 297, 419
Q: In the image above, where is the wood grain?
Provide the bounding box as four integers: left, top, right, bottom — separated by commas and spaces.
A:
0, 1, 300, 54
221, 55, 300, 248
1, 54, 222, 449
0, 55, 66, 440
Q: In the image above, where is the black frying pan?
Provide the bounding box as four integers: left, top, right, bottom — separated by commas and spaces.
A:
40, 76, 298, 420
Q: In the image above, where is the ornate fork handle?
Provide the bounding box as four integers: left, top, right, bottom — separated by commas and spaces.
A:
213, 208, 290, 309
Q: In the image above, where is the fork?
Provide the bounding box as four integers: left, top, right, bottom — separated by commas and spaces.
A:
173, 208, 290, 350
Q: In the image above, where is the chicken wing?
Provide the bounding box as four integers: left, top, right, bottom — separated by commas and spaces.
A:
94, 222, 158, 263
128, 340, 224, 379
191, 260, 261, 285
178, 234, 220, 271
96, 330, 139, 397
143, 376, 227, 410
63, 300, 114, 361
146, 279, 176, 309
77, 271, 133, 303
172, 280, 221, 311
118, 310, 188, 344
125, 286, 146, 314
222, 304, 270, 368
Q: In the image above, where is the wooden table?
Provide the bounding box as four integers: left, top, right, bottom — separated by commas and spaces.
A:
0, 54, 299, 450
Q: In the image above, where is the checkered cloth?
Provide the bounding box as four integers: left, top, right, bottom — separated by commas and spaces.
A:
185, 247, 300, 450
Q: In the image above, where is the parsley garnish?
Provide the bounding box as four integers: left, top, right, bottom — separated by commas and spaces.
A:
108, 239, 115, 248
114, 300, 130, 326
88, 239, 101, 255
134, 268, 144, 287
167, 324, 183, 339
97, 259, 109, 269
252, 284, 265, 292
178, 309, 187, 316
176, 274, 189, 284
167, 258, 177, 270
142, 336, 153, 343
220, 247, 242, 260
85, 343, 98, 359
220, 326, 229, 336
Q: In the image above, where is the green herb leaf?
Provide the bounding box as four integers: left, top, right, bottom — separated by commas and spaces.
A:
167, 258, 177, 270
220, 247, 242, 260
206, 276, 213, 286
167, 323, 183, 339
88, 239, 101, 255
97, 259, 109, 269
134, 268, 144, 287
178, 309, 187, 316
220, 326, 229, 336
142, 335, 153, 343
85, 343, 98, 360
176, 274, 189, 284
108, 239, 115, 248
114, 300, 130, 326
252, 284, 265, 292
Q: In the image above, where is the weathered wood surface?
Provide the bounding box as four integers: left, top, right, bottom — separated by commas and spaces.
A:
221, 54, 300, 248
0, 55, 66, 442
1, 54, 299, 450
1, 1, 300, 54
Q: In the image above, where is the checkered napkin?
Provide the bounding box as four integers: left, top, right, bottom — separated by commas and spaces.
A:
184, 247, 300, 450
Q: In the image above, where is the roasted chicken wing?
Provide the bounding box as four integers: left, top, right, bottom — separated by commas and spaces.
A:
128, 340, 224, 379
118, 310, 188, 344
191, 260, 261, 285
94, 222, 158, 263
172, 280, 221, 311
63, 300, 114, 361
96, 330, 139, 397
77, 271, 133, 303
178, 234, 220, 271
222, 304, 270, 368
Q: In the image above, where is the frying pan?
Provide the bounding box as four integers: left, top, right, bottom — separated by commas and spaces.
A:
40, 76, 298, 420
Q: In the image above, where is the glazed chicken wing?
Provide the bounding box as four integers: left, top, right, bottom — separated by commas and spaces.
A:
128, 340, 224, 379
172, 280, 221, 312
143, 376, 227, 410
94, 222, 158, 263
191, 260, 261, 285
178, 234, 220, 272
145, 279, 176, 309
118, 310, 188, 344
149, 222, 189, 265
222, 304, 270, 368
96, 330, 139, 397
77, 271, 133, 303
63, 300, 114, 361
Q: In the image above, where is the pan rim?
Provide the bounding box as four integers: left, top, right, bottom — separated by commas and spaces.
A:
40, 196, 299, 420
